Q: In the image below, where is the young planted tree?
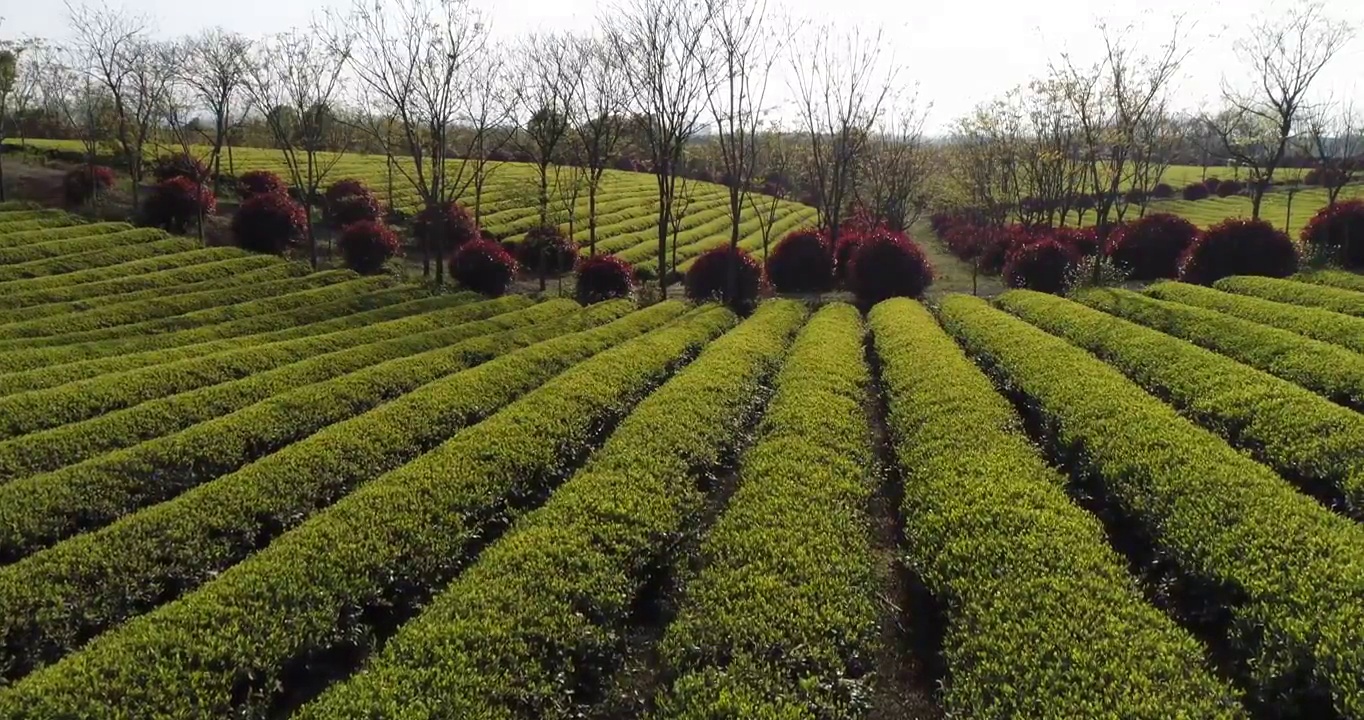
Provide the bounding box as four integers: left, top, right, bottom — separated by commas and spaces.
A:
31, 44, 107, 197
462, 49, 516, 226
705, 0, 785, 300
606, 0, 714, 295
1205, 1, 1354, 218
180, 28, 250, 196
159, 42, 215, 241
244, 28, 352, 269
567, 35, 628, 255
1128, 105, 1178, 217
748, 122, 793, 261
862, 91, 933, 232
514, 32, 576, 228
66, 2, 172, 209
791, 24, 898, 247
1303, 100, 1363, 207
0, 43, 20, 201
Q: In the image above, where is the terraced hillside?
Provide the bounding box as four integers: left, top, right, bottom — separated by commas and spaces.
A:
3, 139, 817, 272
0, 207, 1362, 718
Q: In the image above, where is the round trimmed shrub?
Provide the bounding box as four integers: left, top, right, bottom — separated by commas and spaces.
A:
1124, 188, 1146, 204
1304, 168, 1322, 186
765, 228, 833, 293
1203, 177, 1221, 192
1003, 239, 1078, 295
1105, 212, 1199, 280
414, 201, 479, 253
230, 192, 307, 255
832, 232, 865, 285
338, 220, 401, 274
142, 177, 217, 234
238, 170, 287, 199
684, 246, 764, 306
575, 254, 635, 304
450, 239, 519, 296
62, 166, 115, 205
517, 225, 579, 275
1216, 179, 1243, 198
1182, 183, 1210, 201
324, 178, 370, 209
1301, 199, 1364, 269
848, 231, 934, 304
1151, 183, 1174, 199
1053, 226, 1100, 257
1179, 218, 1299, 285
151, 154, 208, 183
329, 193, 381, 229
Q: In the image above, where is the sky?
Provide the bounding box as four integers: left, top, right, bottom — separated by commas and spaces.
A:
3, 0, 1361, 134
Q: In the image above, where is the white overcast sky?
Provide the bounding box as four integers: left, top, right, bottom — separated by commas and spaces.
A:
3, 0, 1361, 133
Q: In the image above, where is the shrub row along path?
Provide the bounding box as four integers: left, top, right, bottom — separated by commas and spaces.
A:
2, 214, 1364, 718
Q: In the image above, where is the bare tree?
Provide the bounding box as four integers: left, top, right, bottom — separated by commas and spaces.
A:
947, 98, 1022, 227
1205, 2, 1354, 218
66, 2, 170, 208
567, 35, 628, 255
1303, 99, 1363, 206
0, 41, 27, 201
244, 28, 352, 268
747, 121, 793, 261
861, 91, 933, 232
31, 44, 106, 192
705, 0, 784, 299
1129, 105, 1178, 217
606, 0, 714, 294
324, 0, 487, 281
180, 28, 250, 195
462, 49, 515, 226
514, 32, 576, 229
159, 41, 215, 241
791, 24, 898, 246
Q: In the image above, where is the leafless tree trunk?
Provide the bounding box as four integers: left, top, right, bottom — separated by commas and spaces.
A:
747, 122, 793, 261
160, 42, 214, 242
706, 0, 786, 301
463, 49, 515, 228
1304, 100, 1363, 207
568, 36, 627, 256
181, 28, 250, 196
862, 91, 933, 232
244, 28, 353, 269
606, 0, 714, 296
790, 24, 898, 247
1204, 1, 1353, 218
66, 2, 171, 210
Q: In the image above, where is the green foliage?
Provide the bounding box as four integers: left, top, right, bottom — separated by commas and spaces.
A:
0, 235, 199, 283
0, 228, 168, 266
0, 274, 396, 353
0, 303, 736, 717
1146, 281, 1364, 355
1214, 275, 1364, 317
872, 298, 1240, 718
296, 301, 806, 718
1292, 269, 1364, 294
655, 303, 881, 718
1077, 288, 1364, 410
0, 248, 265, 310
0, 297, 527, 480
0, 222, 131, 250
937, 294, 1364, 716
0, 299, 652, 682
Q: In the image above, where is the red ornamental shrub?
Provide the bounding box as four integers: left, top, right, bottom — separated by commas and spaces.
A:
238, 170, 287, 199
450, 239, 519, 296
329, 193, 381, 229
1203, 177, 1221, 192
1179, 218, 1299, 285
1216, 180, 1243, 198
832, 232, 865, 285
1301, 200, 1364, 269
684, 246, 764, 306
1124, 188, 1147, 204
517, 225, 579, 275
1304, 168, 1322, 186
1182, 183, 1210, 201
1151, 183, 1175, 199
575, 254, 636, 304
142, 177, 217, 234
151, 154, 208, 183
1003, 239, 1078, 295
338, 220, 401, 274
1105, 213, 1199, 280
848, 231, 934, 305
414, 201, 480, 252
62, 166, 115, 205
230, 192, 307, 255
766, 228, 833, 293
324, 178, 370, 209
1053, 226, 1100, 257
